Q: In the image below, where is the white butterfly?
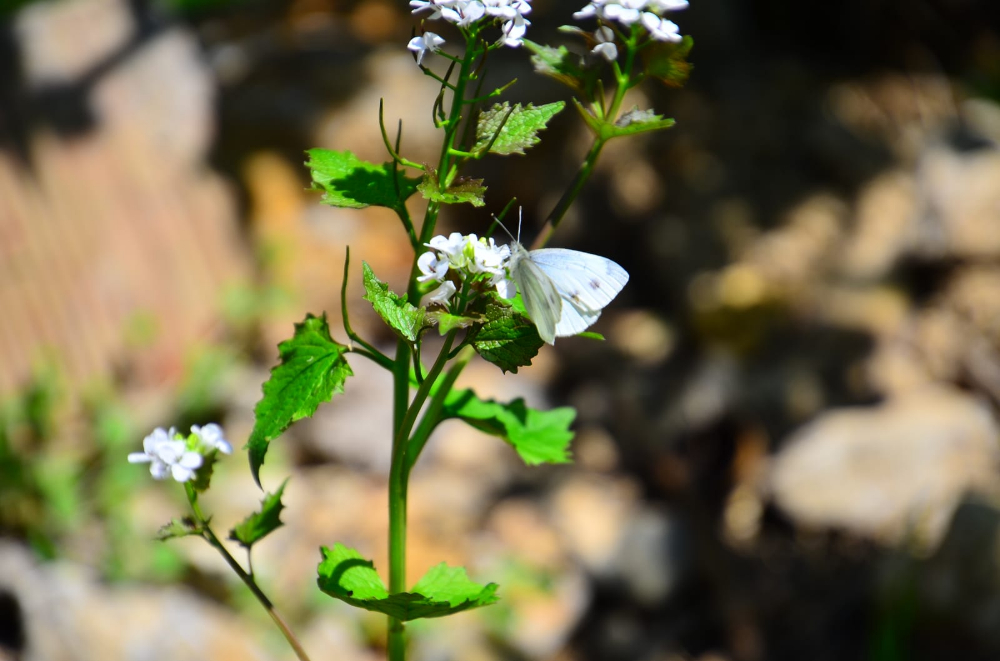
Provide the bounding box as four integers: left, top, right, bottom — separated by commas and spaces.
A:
508, 240, 629, 345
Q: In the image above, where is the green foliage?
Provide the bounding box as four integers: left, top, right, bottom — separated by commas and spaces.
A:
475, 102, 566, 156
469, 301, 544, 374
156, 517, 204, 541
522, 40, 596, 95
306, 149, 420, 210
641, 35, 694, 87
362, 263, 429, 343
247, 314, 353, 486
575, 100, 676, 140
427, 311, 478, 335
229, 479, 289, 549
417, 171, 487, 207
317, 543, 499, 621
442, 389, 575, 465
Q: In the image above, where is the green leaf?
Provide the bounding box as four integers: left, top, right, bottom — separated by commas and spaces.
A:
317, 543, 498, 621
306, 148, 420, 210
428, 311, 478, 335
362, 262, 428, 342
442, 389, 576, 465
523, 40, 592, 94
474, 101, 566, 156
470, 301, 544, 374
156, 517, 203, 541
247, 314, 352, 486
607, 107, 676, 139
229, 478, 289, 549
641, 35, 693, 88
417, 171, 487, 207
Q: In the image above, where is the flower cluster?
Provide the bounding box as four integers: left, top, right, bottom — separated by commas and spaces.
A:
418, 232, 514, 305
408, 0, 532, 62
574, 0, 687, 43
128, 423, 233, 483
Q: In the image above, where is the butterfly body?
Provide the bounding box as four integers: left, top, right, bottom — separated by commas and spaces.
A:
508, 242, 629, 344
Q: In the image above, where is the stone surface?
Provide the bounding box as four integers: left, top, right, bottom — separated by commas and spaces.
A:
768, 386, 1000, 547
0, 541, 275, 661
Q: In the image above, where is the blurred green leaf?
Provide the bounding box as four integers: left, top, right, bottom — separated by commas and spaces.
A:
229, 478, 288, 549
475, 101, 565, 156
247, 314, 352, 486
307, 149, 420, 210
442, 389, 575, 465
317, 543, 498, 621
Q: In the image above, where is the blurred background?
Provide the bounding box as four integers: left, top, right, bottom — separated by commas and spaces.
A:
3, 0, 1000, 659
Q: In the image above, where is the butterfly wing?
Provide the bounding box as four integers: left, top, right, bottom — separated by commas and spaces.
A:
510, 243, 563, 345
529, 248, 629, 338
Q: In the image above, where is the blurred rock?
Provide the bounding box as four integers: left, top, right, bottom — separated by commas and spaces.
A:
1, 0, 246, 396
614, 508, 688, 606
548, 473, 641, 575
915, 138, 1000, 259
0, 541, 274, 661
768, 387, 1000, 548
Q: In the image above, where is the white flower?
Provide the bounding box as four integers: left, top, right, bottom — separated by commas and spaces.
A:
602, 2, 641, 25
409, 0, 460, 20
128, 427, 204, 483
417, 250, 450, 282
500, 14, 529, 47
407, 32, 445, 65
456, 0, 486, 26
592, 25, 618, 61
646, 0, 687, 12
574, 0, 685, 31
491, 272, 516, 298
640, 12, 681, 41
472, 236, 510, 273
191, 423, 232, 454
425, 280, 457, 306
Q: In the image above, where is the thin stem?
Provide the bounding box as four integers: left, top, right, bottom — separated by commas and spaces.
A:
387, 337, 411, 661
405, 345, 474, 473
534, 137, 606, 249
185, 486, 312, 661
341, 247, 394, 369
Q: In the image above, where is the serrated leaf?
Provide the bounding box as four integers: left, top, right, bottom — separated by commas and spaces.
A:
608, 107, 676, 139
156, 517, 203, 541
470, 301, 544, 374
442, 388, 575, 465
247, 314, 352, 486
523, 40, 592, 94
306, 148, 420, 210
475, 101, 566, 156
428, 311, 477, 335
229, 478, 288, 549
417, 171, 487, 207
641, 35, 693, 88
362, 262, 428, 342
317, 543, 498, 621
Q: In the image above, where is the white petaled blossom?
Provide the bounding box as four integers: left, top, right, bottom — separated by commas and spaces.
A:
407, 31, 445, 65
191, 423, 233, 454
418, 233, 514, 305
408, 0, 532, 49
129, 422, 233, 483
128, 427, 204, 483
426, 280, 458, 305
592, 26, 618, 61
640, 12, 681, 41
574, 0, 686, 39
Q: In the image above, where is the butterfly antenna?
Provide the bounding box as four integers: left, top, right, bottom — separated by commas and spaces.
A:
517, 207, 523, 243
491, 214, 517, 242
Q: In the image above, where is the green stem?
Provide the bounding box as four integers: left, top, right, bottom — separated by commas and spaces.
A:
534, 137, 606, 249
185, 485, 312, 661
386, 34, 482, 661
405, 345, 474, 473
